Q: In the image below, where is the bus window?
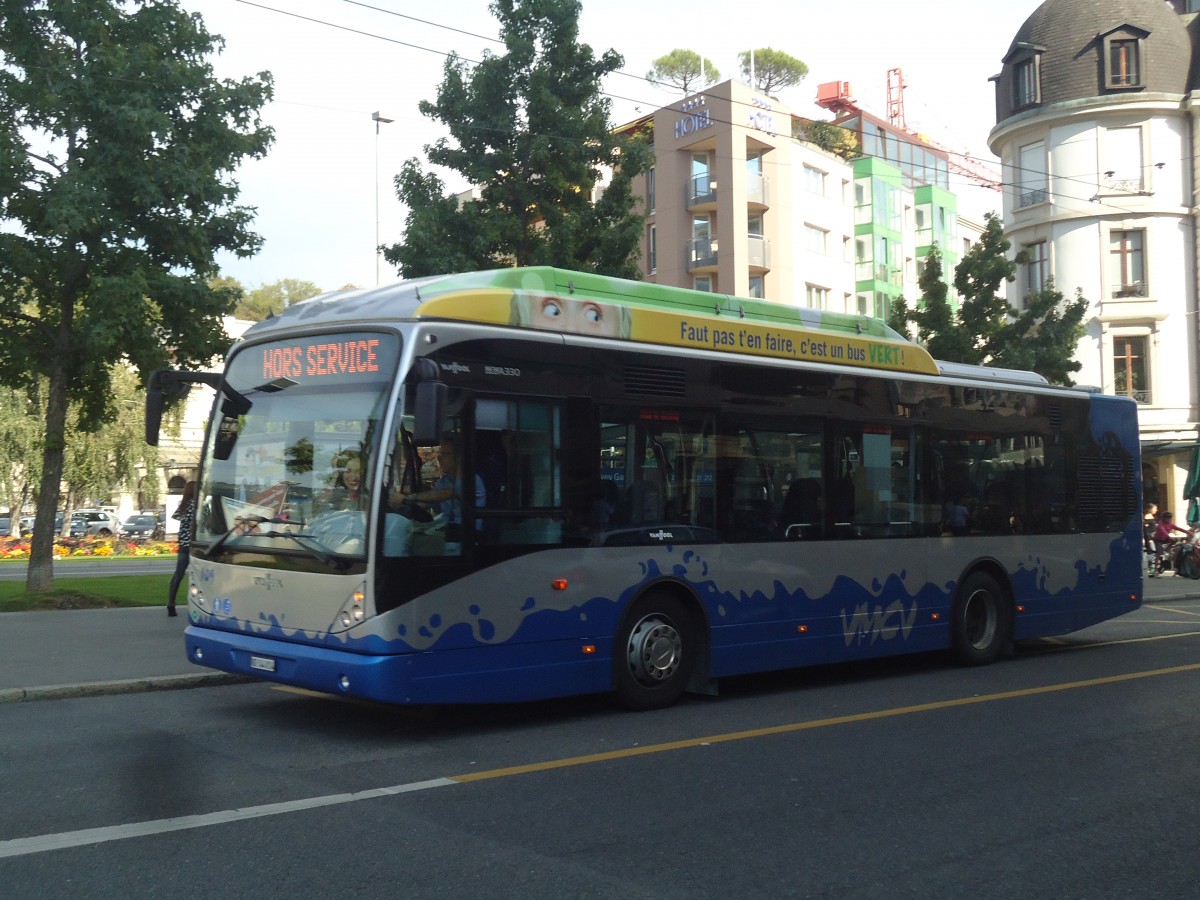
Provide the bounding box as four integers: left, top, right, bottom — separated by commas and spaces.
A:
832, 426, 915, 538
597, 408, 716, 544
475, 397, 563, 545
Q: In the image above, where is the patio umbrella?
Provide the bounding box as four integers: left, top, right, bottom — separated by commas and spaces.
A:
1185, 440, 1200, 528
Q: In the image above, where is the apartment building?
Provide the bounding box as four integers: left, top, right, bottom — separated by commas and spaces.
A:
626, 78, 973, 322
988, 0, 1199, 511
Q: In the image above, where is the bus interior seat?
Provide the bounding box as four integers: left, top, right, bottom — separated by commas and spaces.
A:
781, 477, 822, 539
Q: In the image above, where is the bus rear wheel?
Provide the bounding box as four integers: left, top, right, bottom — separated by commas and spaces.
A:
951, 572, 1010, 666
613, 592, 695, 711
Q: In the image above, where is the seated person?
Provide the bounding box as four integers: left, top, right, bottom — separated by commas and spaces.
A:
1152, 510, 1191, 566
390, 437, 485, 531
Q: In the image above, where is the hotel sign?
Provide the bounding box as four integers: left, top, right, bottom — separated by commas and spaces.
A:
674, 95, 713, 139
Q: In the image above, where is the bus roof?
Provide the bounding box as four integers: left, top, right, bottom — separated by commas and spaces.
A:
245, 267, 1055, 384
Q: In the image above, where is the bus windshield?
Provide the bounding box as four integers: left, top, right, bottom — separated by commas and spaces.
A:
195, 331, 400, 563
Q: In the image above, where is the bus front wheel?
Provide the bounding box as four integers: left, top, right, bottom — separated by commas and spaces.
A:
951, 571, 1010, 666
613, 592, 695, 711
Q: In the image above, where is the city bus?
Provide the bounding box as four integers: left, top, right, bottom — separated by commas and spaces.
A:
145, 267, 1143, 710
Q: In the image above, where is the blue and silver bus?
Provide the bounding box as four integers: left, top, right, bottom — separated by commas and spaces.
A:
146, 267, 1143, 710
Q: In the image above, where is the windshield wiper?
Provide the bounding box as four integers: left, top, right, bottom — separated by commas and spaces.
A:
257, 529, 337, 566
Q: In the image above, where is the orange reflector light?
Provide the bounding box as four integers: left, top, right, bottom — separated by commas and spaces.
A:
581, 645, 596, 655
930, 612, 940, 621
1016, 604, 1026, 613
551, 579, 568, 591
796, 624, 808, 633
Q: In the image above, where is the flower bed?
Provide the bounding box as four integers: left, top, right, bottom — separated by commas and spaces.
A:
0, 536, 180, 560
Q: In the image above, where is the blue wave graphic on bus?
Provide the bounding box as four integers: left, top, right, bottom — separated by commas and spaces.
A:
195, 530, 1139, 661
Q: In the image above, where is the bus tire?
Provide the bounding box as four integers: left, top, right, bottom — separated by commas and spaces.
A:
613, 592, 695, 711
951, 571, 1010, 667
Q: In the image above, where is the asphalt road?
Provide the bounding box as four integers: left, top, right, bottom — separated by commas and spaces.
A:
2, 597, 1199, 897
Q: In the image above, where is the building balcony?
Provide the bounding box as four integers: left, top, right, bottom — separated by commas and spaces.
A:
687, 238, 718, 272
746, 173, 770, 211
746, 234, 771, 272
1017, 187, 1048, 209
686, 173, 718, 211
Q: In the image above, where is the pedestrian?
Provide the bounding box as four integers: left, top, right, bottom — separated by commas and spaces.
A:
168, 480, 196, 617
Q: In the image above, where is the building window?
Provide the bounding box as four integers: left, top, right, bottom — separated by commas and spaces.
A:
805, 284, 829, 309
804, 224, 828, 255
748, 275, 764, 299
647, 225, 657, 275
804, 165, 826, 196
747, 214, 764, 237
1109, 230, 1146, 298
694, 276, 713, 292
1102, 127, 1143, 193
1102, 30, 1145, 90
1025, 240, 1048, 296
1017, 141, 1048, 208
1112, 335, 1149, 403
690, 153, 714, 205
647, 166, 656, 215
1013, 56, 1040, 108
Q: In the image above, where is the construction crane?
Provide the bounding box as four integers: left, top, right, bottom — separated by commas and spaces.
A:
816, 72, 1003, 192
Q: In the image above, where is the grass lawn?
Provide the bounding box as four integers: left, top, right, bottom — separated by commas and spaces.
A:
0, 575, 171, 612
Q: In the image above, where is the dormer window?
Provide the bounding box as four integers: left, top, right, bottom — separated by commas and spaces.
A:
1101, 25, 1148, 91
1002, 42, 1045, 111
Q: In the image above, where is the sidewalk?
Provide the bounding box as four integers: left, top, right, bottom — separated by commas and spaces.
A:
1, 577, 1197, 704
0, 606, 246, 703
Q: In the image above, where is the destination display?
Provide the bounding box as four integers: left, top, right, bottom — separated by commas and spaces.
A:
231, 332, 400, 387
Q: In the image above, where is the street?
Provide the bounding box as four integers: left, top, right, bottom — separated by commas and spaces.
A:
2, 598, 1199, 897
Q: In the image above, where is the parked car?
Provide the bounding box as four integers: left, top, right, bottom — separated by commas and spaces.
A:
119, 514, 160, 540
71, 509, 118, 537
20, 512, 74, 536
0, 518, 11, 537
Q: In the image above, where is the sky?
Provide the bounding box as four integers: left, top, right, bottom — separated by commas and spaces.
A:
184, 0, 1045, 292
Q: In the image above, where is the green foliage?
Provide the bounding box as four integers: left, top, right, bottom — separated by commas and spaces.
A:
911, 244, 978, 362
895, 214, 1088, 385
234, 278, 323, 321
646, 49, 720, 94
0, 0, 273, 588
738, 47, 808, 97
0, 383, 44, 524
795, 120, 859, 161
384, 0, 651, 279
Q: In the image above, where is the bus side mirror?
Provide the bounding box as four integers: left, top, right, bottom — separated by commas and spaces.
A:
145, 370, 192, 446
413, 380, 447, 446
145, 388, 167, 446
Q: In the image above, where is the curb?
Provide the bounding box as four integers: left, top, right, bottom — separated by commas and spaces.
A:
0, 672, 254, 704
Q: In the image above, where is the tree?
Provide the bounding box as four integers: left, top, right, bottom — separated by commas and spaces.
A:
646, 49, 719, 94
234, 278, 323, 321
893, 214, 1087, 385
794, 120, 859, 161
0, 384, 44, 535
384, 0, 652, 280
906, 244, 977, 363
59, 366, 160, 516
738, 47, 808, 97
0, 0, 273, 590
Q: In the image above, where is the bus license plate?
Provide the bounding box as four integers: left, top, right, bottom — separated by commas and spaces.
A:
250, 655, 276, 673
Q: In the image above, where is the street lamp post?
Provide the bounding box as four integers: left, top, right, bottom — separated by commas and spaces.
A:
372, 111, 395, 285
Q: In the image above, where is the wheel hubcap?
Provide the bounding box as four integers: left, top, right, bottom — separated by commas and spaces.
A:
626, 614, 682, 687
963, 589, 997, 650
